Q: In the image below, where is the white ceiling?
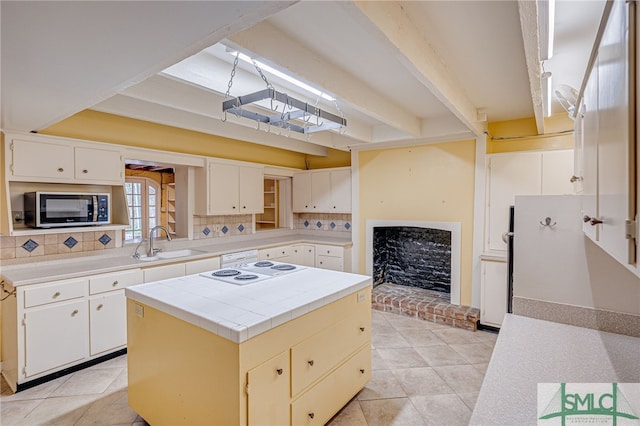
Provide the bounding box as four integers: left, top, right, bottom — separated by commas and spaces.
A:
1, 1, 605, 156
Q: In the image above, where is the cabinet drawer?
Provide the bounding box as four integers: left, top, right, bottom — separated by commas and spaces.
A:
143, 264, 185, 283
260, 246, 292, 260
315, 245, 343, 258
89, 269, 142, 295
291, 345, 370, 426
291, 309, 371, 396
185, 257, 221, 275
24, 278, 87, 308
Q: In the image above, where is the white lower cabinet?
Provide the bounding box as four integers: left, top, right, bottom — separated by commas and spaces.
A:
24, 299, 89, 377
143, 263, 186, 282
316, 245, 345, 271
89, 292, 126, 356
258, 246, 293, 262
480, 260, 508, 328
292, 244, 316, 266
185, 257, 221, 275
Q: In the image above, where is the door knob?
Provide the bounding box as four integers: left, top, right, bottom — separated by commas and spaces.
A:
276, 368, 283, 375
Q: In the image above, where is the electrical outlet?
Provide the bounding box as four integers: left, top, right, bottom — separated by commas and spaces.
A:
135, 304, 144, 318
12, 211, 23, 223
357, 291, 366, 303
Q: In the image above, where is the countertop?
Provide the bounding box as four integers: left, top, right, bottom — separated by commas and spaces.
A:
0, 230, 352, 286
125, 266, 372, 344
470, 314, 640, 425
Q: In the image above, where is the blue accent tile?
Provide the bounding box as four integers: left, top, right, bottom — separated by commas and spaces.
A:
21, 239, 39, 253
98, 234, 112, 246
316, 221, 322, 228
304, 220, 310, 228
64, 237, 78, 249
221, 226, 228, 234
202, 227, 211, 236
238, 224, 245, 232
345, 222, 351, 230
330, 222, 336, 229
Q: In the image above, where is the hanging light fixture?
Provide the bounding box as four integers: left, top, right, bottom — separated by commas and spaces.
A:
221, 52, 347, 134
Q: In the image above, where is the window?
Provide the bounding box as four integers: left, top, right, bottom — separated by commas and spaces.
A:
124, 177, 160, 241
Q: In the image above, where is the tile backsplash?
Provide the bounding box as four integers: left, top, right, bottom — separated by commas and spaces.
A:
193, 215, 253, 240
0, 230, 117, 260
294, 213, 352, 233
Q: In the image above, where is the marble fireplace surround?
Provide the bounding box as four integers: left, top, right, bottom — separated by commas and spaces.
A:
366, 220, 461, 306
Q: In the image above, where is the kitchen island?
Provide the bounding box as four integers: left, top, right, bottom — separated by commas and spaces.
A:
125, 264, 372, 426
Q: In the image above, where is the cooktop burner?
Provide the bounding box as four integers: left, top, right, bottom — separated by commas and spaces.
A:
234, 274, 259, 281
271, 264, 296, 271
212, 269, 241, 277
253, 261, 274, 267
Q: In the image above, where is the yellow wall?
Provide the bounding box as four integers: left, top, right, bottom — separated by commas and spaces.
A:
39, 110, 351, 169
356, 139, 476, 306
487, 114, 574, 154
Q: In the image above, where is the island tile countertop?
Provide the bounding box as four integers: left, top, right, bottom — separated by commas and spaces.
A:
0, 230, 352, 286
125, 266, 372, 344
470, 314, 640, 426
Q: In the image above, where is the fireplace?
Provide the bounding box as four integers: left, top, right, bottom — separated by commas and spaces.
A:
366, 220, 461, 305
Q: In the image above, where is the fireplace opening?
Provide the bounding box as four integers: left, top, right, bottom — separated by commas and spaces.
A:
373, 226, 452, 295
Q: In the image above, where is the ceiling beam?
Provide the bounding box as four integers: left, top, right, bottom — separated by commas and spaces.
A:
346, 1, 487, 137
227, 22, 422, 139
517, 0, 546, 135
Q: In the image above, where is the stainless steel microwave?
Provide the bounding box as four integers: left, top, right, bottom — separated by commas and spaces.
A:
24, 192, 110, 228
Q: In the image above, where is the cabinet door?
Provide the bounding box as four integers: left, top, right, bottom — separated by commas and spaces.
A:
74, 146, 123, 183
10, 138, 74, 181
311, 171, 332, 211
293, 172, 312, 212
239, 166, 264, 214
480, 261, 508, 328
185, 257, 221, 275
209, 162, 239, 214
596, 0, 633, 267
582, 58, 599, 242
292, 245, 315, 266
247, 351, 290, 426
541, 150, 574, 195
89, 291, 126, 355
143, 264, 185, 282
24, 300, 88, 377
330, 169, 352, 212
316, 255, 343, 271
487, 153, 542, 252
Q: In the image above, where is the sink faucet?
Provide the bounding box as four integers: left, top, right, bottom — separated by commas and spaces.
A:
148, 225, 172, 257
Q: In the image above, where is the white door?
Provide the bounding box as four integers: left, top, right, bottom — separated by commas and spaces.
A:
24, 300, 88, 377
239, 166, 264, 213
209, 162, 239, 214
316, 255, 343, 271
311, 171, 331, 211
11, 139, 74, 181
292, 172, 312, 212
74, 146, 123, 183
89, 292, 127, 355
480, 261, 508, 328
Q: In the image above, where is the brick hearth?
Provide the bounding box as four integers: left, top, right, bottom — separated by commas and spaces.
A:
372, 283, 480, 331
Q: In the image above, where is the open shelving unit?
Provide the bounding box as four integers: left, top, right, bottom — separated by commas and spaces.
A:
256, 178, 278, 230
166, 182, 176, 235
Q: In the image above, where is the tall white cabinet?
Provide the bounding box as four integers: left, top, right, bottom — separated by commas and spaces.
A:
292, 167, 351, 213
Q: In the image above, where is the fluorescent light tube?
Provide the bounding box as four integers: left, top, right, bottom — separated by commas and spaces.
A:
230, 51, 335, 102
538, 0, 555, 60
542, 72, 553, 117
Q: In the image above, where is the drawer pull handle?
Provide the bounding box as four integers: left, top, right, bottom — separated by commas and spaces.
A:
308, 413, 315, 419
360, 327, 365, 332
327, 250, 330, 254
53, 292, 61, 298
97, 304, 103, 311
583, 215, 592, 223
308, 360, 314, 367
71, 309, 79, 316
360, 369, 365, 374
57, 167, 64, 172
82, 169, 88, 174
276, 368, 283, 375
112, 280, 119, 287
281, 251, 285, 254
590, 217, 603, 226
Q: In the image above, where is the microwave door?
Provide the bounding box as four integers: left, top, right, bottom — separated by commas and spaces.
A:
41, 195, 91, 225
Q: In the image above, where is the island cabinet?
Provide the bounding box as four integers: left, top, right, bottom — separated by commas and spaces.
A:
195, 159, 264, 215
126, 287, 372, 426
5, 132, 124, 184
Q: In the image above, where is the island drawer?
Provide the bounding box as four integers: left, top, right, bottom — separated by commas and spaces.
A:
291, 344, 370, 426
291, 307, 371, 396
89, 269, 142, 295
24, 278, 87, 308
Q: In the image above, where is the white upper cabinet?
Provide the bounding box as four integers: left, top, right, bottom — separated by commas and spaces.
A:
292, 168, 351, 213
6, 133, 124, 184
486, 150, 574, 253
195, 159, 264, 215
577, 0, 636, 273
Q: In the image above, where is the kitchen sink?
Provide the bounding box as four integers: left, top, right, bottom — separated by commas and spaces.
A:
136, 248, 207, 262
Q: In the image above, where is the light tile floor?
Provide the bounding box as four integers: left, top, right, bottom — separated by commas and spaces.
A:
0, 310, 497, 426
